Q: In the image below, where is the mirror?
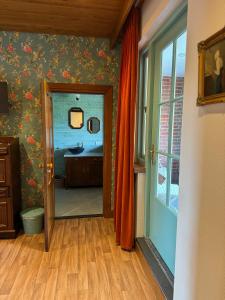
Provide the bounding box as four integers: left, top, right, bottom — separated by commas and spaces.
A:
68, 107, 84, 129
87, 117, 100, 134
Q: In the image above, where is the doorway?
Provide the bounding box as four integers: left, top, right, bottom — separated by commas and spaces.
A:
41, 82, 113, 251
145, 13, 187, 274
52, 92, 104, 217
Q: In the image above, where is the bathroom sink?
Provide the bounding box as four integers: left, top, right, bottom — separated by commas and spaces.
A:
68, 146, 84, 155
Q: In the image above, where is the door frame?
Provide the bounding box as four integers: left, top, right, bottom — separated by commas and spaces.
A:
45, 82, 113, 218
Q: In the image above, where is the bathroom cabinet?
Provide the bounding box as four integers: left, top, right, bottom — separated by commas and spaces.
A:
65, 156, 103, 188
0, 137, 21, 238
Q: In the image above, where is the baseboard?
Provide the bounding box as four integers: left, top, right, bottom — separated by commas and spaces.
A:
0, 229, 17, 239
136, 237, 174, 300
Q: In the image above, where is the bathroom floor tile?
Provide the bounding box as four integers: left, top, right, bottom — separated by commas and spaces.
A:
55, 187, 103, 217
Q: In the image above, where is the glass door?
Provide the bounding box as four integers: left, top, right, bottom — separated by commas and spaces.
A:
146, 15, 187, 274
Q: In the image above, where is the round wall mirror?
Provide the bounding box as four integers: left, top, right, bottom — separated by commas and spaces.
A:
87, 117, 100, 134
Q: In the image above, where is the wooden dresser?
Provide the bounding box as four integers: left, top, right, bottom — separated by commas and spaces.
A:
0, 137, 21, 238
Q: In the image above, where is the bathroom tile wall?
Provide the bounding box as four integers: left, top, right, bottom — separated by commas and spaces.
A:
53, 93, 104, 175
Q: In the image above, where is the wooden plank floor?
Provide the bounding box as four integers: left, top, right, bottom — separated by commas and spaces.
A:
0, 218, 164, 299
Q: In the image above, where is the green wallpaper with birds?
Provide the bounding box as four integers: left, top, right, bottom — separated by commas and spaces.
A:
0, 31, 120, 208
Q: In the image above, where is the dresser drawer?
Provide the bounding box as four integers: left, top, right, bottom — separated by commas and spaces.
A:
0, 158, 9, 185
0, 201, 8, 229
0, 187, 8, 198
0, 147, 8, 155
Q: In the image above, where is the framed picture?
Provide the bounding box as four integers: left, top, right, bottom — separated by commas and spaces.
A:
197, 27, 225, 105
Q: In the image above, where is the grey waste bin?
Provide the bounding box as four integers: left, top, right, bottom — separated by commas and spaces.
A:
21, 207, 44, 234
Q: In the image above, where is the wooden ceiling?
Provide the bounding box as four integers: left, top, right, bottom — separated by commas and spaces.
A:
0, 0, 136, 46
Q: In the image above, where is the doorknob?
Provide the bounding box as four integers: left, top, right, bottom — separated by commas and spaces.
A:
47, 162, 53, 169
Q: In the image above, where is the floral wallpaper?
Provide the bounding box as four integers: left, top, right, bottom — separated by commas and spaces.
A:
0, 31, 120, 208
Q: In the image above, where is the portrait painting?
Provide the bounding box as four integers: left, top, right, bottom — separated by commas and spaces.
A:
197, 27, 225, 105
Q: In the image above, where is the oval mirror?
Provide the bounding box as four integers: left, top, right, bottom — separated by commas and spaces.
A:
68, 107, 84, 129
87, 117, 100, 134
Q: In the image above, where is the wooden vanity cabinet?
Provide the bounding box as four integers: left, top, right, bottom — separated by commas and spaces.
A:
0, 137, 21, 238
65, 156, 103, 188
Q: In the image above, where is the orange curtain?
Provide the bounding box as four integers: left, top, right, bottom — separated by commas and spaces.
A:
114, 8, 140, 250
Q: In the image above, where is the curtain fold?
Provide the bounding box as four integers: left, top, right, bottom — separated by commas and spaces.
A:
114, 8, 140, 250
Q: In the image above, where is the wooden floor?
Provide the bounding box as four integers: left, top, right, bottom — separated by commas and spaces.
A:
0, 218, 164, 299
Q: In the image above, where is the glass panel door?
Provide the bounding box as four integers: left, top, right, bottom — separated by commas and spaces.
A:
146, 15, 187, 274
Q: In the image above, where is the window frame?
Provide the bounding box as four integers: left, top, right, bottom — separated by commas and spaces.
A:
136, 49, 150, 164
153, 29, 187, 214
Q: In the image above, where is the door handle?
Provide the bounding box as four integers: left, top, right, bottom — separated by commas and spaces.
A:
47, 162, 53, 169
47, 162, 53, 185
149, 144, 156, 165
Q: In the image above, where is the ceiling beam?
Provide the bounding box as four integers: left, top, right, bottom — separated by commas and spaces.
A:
110, 0, 135, 48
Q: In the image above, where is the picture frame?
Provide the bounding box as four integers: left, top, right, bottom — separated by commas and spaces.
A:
197, 26, 225, 105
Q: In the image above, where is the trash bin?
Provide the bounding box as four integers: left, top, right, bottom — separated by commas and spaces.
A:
21, 207, 44, 234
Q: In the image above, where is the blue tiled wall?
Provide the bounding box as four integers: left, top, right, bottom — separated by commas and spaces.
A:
52, 92, 104, 175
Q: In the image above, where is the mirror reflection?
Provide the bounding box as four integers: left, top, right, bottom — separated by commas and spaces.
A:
87, 117, 100, 134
